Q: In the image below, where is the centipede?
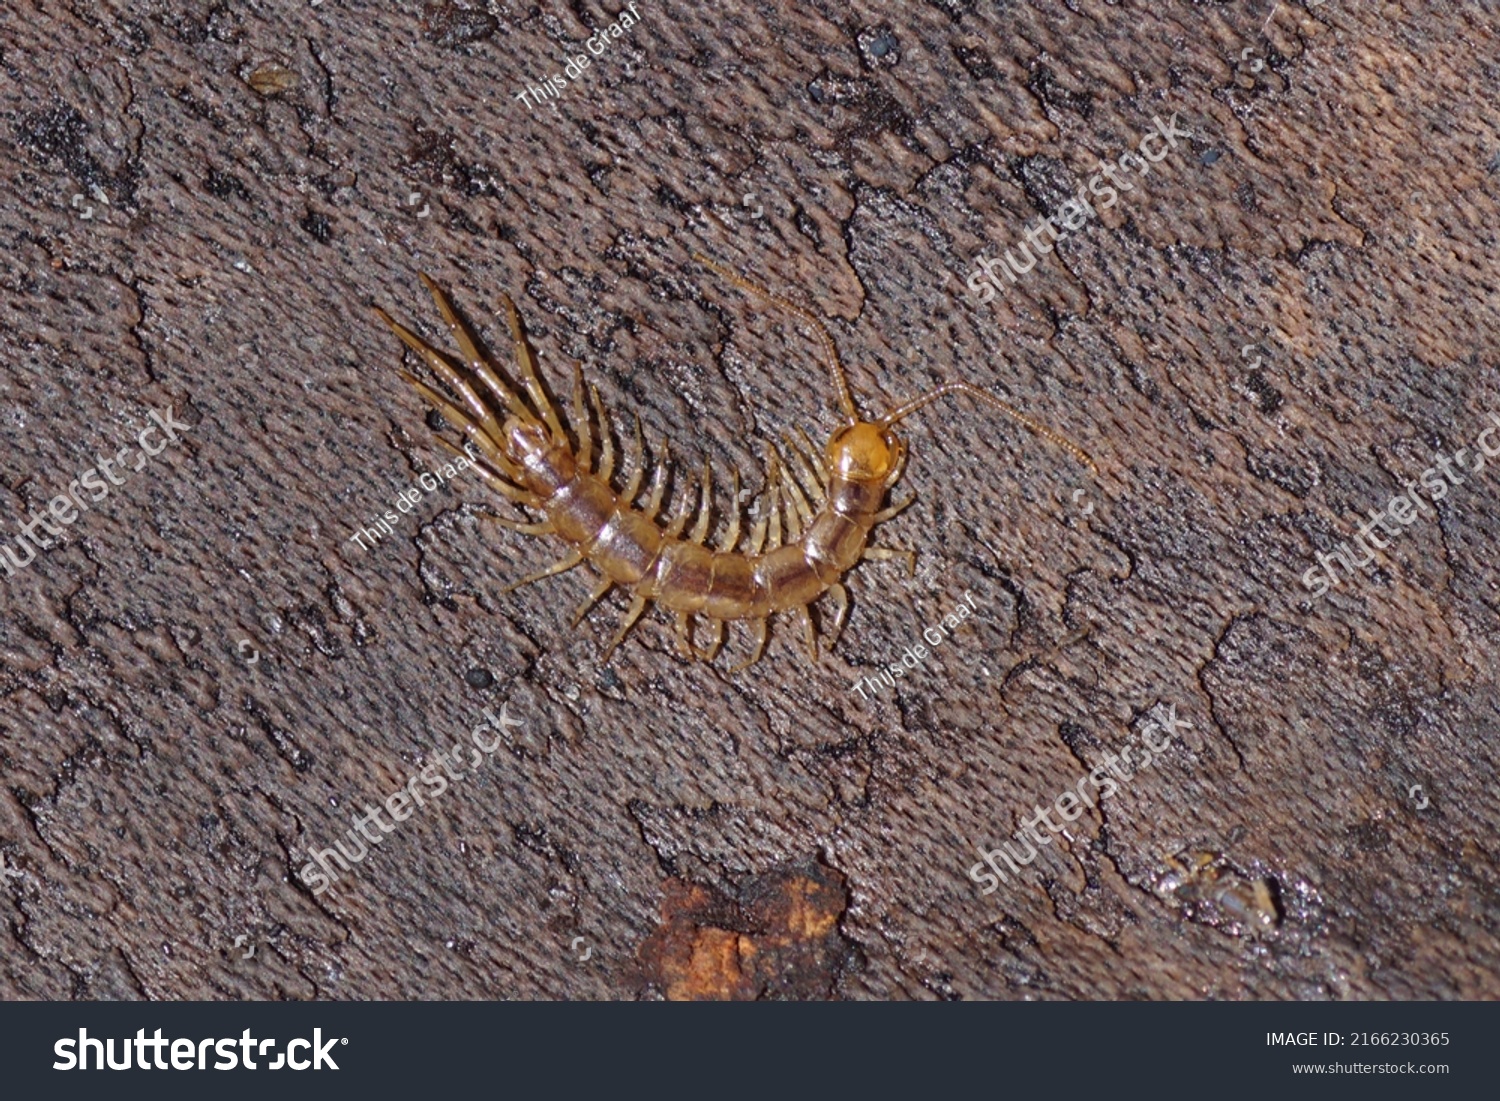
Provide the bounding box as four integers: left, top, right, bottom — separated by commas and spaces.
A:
373, 255, 1095, 670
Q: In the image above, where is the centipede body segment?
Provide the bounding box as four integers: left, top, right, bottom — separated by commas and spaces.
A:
374, 257, 1095, 670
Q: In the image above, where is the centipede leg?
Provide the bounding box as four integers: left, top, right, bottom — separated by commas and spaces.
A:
863, 547, 917, 576
795, 426, 829, 483
872, 494, 916, 523
571, 362, 593, 471
764, 452, 784, 549
744, 447, 779, 553
644, 438, 671, 521
571, 575, 614, 627
720, 468, 742, 551
414, 274, 534, 426
503, 548, 585, 594
794, 606, 820, 663
885, 438, 909, 488
664, 455, 701, 540
775, 444, 816, 532
600, 593, 649, 664
499, 291, 569, 444
747, 514, 769, 555
376, 305, 508, 450
675, 612, 725, 662
779, 477, 804, 541
621, 416, 647, 504
481, 513, 555, 536
434, 436, 540, 507
397, 368, 526, 483
730, 617, 769, 672
700, 618, 725, 662
675, 612, 698, 660
593, 386, 615, 482
824, 582, 850, 650
782, 433, 826, 504
689, 461, 714, 545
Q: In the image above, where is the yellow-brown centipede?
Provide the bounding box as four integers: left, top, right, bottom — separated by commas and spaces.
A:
374, 256, 1095, 670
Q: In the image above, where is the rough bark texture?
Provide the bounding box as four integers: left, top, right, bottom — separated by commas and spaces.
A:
1, 0, 1497, 1001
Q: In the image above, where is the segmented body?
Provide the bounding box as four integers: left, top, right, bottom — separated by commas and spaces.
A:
522, 424, 885, 616
375, 258, 1093, 668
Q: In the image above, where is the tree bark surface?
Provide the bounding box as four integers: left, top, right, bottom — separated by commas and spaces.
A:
0, 0, 1496, 1000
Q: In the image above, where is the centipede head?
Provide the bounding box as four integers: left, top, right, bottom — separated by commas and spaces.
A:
827, 421, 905, 486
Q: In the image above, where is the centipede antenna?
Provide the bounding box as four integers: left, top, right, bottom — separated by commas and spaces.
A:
692, 252, 860, 426
878, 382, 1097, 475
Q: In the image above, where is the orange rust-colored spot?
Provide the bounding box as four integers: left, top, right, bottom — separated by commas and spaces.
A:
638, 862, 855, 1001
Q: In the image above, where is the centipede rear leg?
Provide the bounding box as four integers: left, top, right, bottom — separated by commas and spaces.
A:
571, 575, 614, 628
675, 612, 725, 662
729, 618, 770, 673
415, 273, 535, 428
601, 593, 650, 664
793, 607, 820, 662
430, 435, 542, 509
503, 548, 586, 594
824, 582, 850, 650
863, 546, 917, 576
499, 291, 568, 443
